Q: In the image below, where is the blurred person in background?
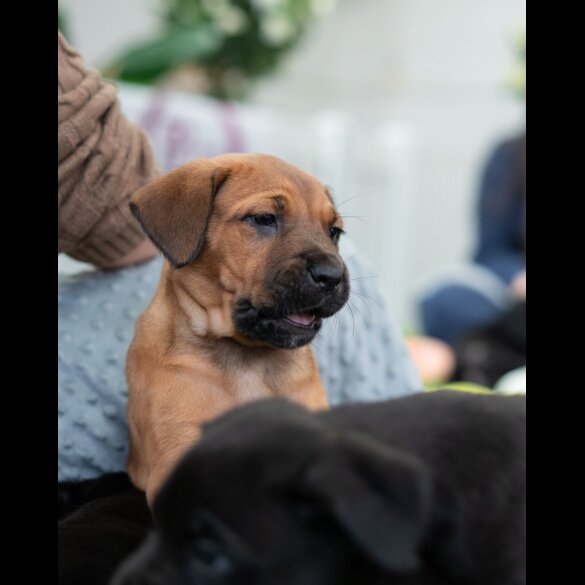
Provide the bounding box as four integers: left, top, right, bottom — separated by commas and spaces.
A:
411, 131, 525, 386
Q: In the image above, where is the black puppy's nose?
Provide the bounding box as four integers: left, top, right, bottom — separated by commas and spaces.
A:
308, 258, 344, 291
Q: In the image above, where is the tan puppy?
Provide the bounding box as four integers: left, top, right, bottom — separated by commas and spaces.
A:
126, 153, 350, 505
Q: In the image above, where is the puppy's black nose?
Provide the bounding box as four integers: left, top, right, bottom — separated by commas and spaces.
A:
308, 257, 344, 291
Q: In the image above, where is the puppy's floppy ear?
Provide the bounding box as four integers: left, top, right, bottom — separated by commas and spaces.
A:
130, 160, 230, 268
299, 433, 431, 574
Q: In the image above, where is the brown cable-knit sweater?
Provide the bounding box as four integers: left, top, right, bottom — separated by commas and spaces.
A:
58, 32, 159, 267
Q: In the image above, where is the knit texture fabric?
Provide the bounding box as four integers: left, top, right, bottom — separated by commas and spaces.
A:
58, 238, 422, 481
58, 32, 159, 266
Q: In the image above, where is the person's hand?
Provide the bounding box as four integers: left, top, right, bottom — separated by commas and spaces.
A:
511, 270, 526, 299
103, 238, 159, 269
405, 336, 455, 384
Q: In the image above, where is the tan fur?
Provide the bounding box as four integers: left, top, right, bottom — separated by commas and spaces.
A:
126, 154, 343, 505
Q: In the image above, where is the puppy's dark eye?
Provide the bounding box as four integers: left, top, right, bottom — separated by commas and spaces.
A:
189, 536, 232, 576
329, 226, 344, 242
246, 214, 277, 228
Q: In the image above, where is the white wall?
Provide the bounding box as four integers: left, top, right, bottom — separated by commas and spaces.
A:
59, 0, 160, 65
59, 0, 526, 327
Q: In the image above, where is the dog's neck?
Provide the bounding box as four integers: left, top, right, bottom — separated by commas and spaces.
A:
144, 262, 325, 406
167, 269, 238, 341
148, 266, 319, 402
159, 262, 299, 359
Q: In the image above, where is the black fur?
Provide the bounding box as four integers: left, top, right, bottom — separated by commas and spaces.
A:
110, 391, 525, 585
58, 474, 152, 585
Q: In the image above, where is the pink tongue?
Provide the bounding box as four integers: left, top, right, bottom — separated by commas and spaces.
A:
286, 312, 315, 326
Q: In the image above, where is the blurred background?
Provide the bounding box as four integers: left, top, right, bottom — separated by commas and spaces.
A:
59, 0, 525, 385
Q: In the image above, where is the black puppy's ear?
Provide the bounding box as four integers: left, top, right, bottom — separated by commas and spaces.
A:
300, 433, 431, 573
130, 160, 231, 268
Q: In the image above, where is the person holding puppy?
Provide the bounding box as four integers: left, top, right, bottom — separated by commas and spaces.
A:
58, 29, 424, 585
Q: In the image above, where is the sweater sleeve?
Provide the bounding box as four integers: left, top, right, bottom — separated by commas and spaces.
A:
58, 32, 159, 267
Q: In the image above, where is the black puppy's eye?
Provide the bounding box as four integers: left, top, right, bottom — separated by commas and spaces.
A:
190, 536, 232, 576
246, 214, 277, 228
329, 226, 344, 242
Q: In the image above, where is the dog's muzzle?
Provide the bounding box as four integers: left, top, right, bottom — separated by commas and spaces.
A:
233, 252, 350, 349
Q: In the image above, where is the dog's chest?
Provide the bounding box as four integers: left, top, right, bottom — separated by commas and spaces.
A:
229, 369, 275, 401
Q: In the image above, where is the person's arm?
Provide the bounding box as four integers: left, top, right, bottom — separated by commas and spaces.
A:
473, 138, 525, 285
102, 238, 158, 269
58, 32, 159, 268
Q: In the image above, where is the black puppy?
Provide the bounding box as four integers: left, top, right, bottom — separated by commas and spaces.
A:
111, 391, 526, 585
453, 301, 526, 388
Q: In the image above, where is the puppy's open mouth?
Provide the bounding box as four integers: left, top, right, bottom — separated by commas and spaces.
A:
233, 301, 327, 349
268, 307, 323, 334
283, 312, 317, 328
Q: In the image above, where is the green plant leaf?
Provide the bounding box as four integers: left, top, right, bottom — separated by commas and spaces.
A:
105, 26, 223, 83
